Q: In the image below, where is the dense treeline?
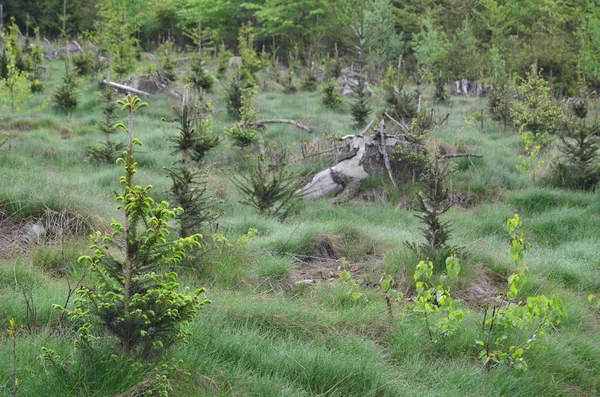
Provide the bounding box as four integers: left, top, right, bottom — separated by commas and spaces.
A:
5, 0, 600, 92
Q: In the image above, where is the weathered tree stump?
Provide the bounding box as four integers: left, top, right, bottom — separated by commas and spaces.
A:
298, 120, 422, 201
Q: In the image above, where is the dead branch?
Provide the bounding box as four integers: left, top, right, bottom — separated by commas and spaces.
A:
100, 80, 152, 96
378, 119, 398, 189
384, 112, 410, 132
249, 119, 313, 133
441, 153, 483, 159
296, 146, 341, 161
337, 120, 376, 141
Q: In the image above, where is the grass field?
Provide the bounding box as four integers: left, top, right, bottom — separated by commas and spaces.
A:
0, 58, 599, 397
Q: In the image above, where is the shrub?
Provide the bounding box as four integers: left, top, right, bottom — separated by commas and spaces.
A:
488, 82, 514, 128
71, 95, 210, 357
186, 54, 214, 95
433, 75, 448, 103
226, 67, 255, 118
406, 155, 459, 270
226, 87, 261, 147
72, 51, 96, 77
350, 75, 372, 127
512, 65, 563, 183
302, 70, 318, 92
283, 56, 298, 94
552, 99, 600, 190
53, 62, 79, 114
477, 215, 567, 372
217, 44, 233, 78
29, 29, 45, 93
320, 78, 343, 109
238, 22, 263, 77
165, 96, 221, 237
158, 40, 177, 81
0, 40, 31, 114
383, 82, 418, 124
86, 85, 124, 163
230, 143, 302, 220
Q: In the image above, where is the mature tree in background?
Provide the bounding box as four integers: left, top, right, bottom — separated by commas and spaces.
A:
391, 0, 439, 48
364, 0, 404, 65
2, 0, 96, 37
446, 18, 482, 81
412, 19, 448, 83
579, 1, 600, 87
96, 0, 139, 78
255, 0, 330, 54
177, 0, 265, 45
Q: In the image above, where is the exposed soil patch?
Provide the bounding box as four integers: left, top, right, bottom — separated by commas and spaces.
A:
459, 268, 505, 306
0, 121, 38, 132
450, 190, 479, 209
0, 209, 92, 259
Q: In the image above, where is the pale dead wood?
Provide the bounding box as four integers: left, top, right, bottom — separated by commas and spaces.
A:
378, 119, 398, 189
100, 80, 152, 96
249, 119, 313, 133
441, 153, 483, 159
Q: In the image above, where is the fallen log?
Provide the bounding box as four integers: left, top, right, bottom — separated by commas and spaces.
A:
100, 80, 152, 96
441, 153, 483, 159
249, 119, 312, 133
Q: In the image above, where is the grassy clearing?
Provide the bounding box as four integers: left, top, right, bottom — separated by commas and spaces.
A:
0, 59, 599, 396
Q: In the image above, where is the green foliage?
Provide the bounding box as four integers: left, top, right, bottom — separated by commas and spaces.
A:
282, 54, 298, 94
320, 78, 343, 109
2, 19, 27, 74
217, 44, 233, 78
364, 0, 404, 64
41, 346, 179, 396
165, 96, 220, 237
29, 29, 45, 93
477, 215, 568, 372
350, 17, 372, 128
412, 19, 448, 83
0, 40, 32, 114
488, 82, 514, 129
446, 18, 482, 81
391, 142, 430, 185
409, 257, 466, 341
72, 50, 96, 77
350, 75, 372, 127
186, 54, 214, 95
580, 1, 600, 85
71, 95, 210, 357
87, 85, 125, 163
379, 273, 404, 316
230, 143, 302, 220
512, 65, 563, 183
226, 67, 256, 118
515, 131, 548, 184
406, 155, 457, 269
158, 40, 177, 81
96, 0, 139, 78
301, 71, 318, 92
226, 87, 260, 147
512, 65, 563, 138
433, 74, 448, 103
325, 51, 343, 80
53, 62, 79, 114
553, 99, 600, 190
238, 23, 263, 77
338, 257, 368, 302
255, 0, 332, 54
382, 67, 418, 123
